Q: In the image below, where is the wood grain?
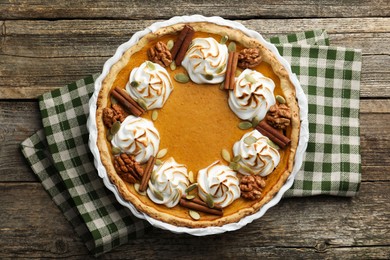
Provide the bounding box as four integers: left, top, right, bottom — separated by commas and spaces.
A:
1, 3, 389, 258
0, 182, 389, 258
1, 0, 389, 19
1, 18, 389, 99
0, 54, 387, 99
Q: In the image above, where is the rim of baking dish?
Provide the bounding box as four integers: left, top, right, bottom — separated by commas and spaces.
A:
88, 15, 309, 236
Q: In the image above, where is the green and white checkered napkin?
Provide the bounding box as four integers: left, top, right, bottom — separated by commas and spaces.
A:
20, 29, 362, 256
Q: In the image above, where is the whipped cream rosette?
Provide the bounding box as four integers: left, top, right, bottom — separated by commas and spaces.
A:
233, 130, 280, 176
197, 161, 240, 208
111, 115, 160, 164
126, 61, 173, 110
147, 157, 189, 208
228, 69, 276, 121
182, 37, 228, 84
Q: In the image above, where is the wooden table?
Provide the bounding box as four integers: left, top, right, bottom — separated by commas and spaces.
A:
1, 1, 389, 258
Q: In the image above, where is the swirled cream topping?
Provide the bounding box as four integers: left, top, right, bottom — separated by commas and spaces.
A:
111, 115, 159, 164
182, 37, 228, 84
197, 161, 240, 208
126, 61, 173, 110
228, 69, 276, 120
233, 130, 280, 176
147, 157, 189, 208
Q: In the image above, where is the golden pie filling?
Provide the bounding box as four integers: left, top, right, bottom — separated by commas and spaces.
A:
96, 22, 300, 227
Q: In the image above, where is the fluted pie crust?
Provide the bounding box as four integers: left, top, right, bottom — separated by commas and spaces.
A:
96, 22, 300, 228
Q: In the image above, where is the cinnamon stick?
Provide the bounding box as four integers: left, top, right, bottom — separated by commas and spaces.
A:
229, 52, 239, 90
115, 87, 145, 114
111, 87, 144, 117
224, 52, 234, 90
181, 195, 223, 211
175, 27, 195, 66
224, 52, 239, 90
139, 156, 156, 192
255, 120, 291, 148
180, 199, 223, 216
170, 25, 191, 59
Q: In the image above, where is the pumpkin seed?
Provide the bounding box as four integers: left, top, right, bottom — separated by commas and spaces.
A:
220, 35, 229, 45
185, 183, 198, 193
156, 148, 168, 159
186, 194, 196, 200
267, 139, 280, 150
229, 162, 241, 171
110, 96, 118, 104
170, 61, 177, 71
245, 73, 257, 84
130, 81, 140, 88
235, 69, 242, 77
189, 210, 200, 220
238, 121, 252, 130
172, 190, 181, 204
146, 61, 156, 70
110, 121, 121, 135
134, 183, 146, 196
174, 73, 190, 83
228, 41, 236, 52
244, 135, 257, 146
216, 65, 225, 74
167, 39, 174, 50
232, 155, 242, 163
153, 190, 164, 201
111, 147, 121, 155
204, 74, 214, 80
239, 163, 254, 174
151, 110, 158, 121
205, 193, 215, 208
149, 171, 157, 185
251, 116, 260, 127
219, 82, 225, 90
221, 149, 231, 162
155, 159, 163, 166
106, 132, 113, 142
137, 98, 148, 111
276, 95, 286, 104
149, 184, 164, 200
188, 171, 195, 183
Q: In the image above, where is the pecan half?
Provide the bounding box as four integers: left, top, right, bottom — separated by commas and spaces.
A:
240, 175, 266, 200
238, 48, 262, 69
114, 153, 143, 184
266, 103, 291, 129
103, 104, 126, 128
147, 41, 173, 67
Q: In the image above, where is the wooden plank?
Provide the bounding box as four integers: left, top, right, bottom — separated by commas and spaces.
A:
0, 101, 389, 182
1, 18, 389, 99
0, 101, 41, 182
0, 54, 388, 99
362, 166, 390, 182
0, 1, 389, 19
0, 182, 389, 258
360, 113, 390, 167
361, 100, 390, 114
0, 183, 89, 258
0, 55, 105, 92
4, 18, 390, 36
3, 18, 389, 56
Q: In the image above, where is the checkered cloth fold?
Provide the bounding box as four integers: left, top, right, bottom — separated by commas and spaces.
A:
20, 29, 361, 256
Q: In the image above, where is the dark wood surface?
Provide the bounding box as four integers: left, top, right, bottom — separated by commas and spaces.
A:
1, 1, 389, 259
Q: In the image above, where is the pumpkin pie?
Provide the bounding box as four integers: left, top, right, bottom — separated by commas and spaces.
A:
94, 21, 300, 228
